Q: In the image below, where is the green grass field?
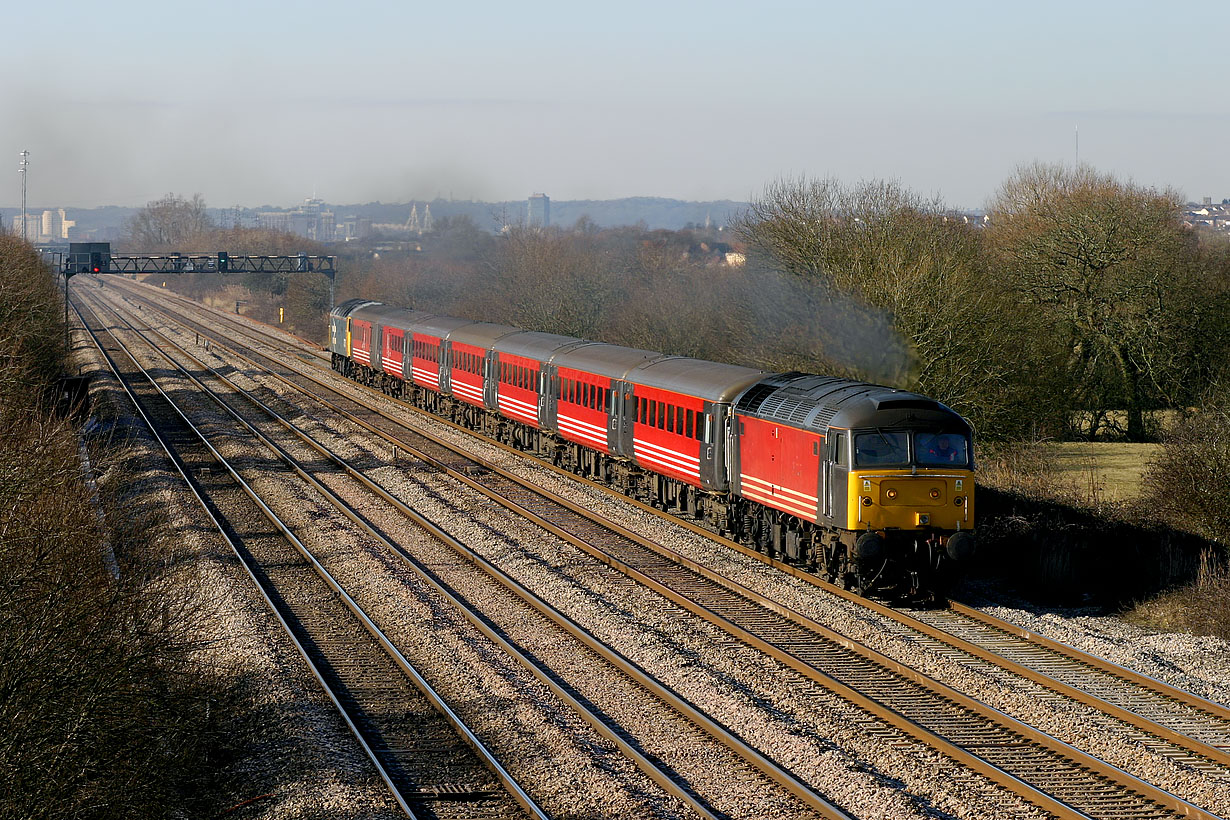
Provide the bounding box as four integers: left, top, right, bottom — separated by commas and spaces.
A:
1041, 442, 1161, 502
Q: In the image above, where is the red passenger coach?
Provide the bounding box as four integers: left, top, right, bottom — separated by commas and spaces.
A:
450, 342, 487, 407
629, 384, 707, 486
381, 326, 405, 379
410, 334, 443, 390
549, 343, 663, 458
409, 315, 470, 394
497, 352, 542, 425
624, 357, 768, 494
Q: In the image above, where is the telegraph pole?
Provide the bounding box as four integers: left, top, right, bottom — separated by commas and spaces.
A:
18, 150, 29, 241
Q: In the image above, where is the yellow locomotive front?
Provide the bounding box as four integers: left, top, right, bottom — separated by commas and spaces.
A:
848, 430, 974, 532
840, 428, 976, 599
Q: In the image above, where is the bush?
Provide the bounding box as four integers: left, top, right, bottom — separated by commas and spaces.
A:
0, 236, 226, 818
1139, 405, 1230, 550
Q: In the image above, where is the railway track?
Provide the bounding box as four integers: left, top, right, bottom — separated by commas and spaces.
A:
82, 285, 860, 819
99, 277, 1228, 818
73, 290, 546, 820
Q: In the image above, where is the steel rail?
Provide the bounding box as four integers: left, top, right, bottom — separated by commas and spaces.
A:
102, 287, 1219, 820
96, 280, 854, 820
75, 291, 546, 820
70, 295, 419, 819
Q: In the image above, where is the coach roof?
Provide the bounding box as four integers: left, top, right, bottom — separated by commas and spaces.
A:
551, 342, 664, 380
493, 331, 591, 363
349, 302, 436, 330
446, 321, 523, 351
629, 357, 770, 403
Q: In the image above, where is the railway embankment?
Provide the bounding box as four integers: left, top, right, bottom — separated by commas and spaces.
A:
0, 239, 390, 819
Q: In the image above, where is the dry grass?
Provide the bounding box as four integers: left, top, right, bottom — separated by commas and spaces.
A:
1042, 442, 1161, 502
973, 440, 1210, 607
1126, 557, 1230, 639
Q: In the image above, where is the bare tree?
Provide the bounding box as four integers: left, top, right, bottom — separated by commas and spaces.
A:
124, 193, 214, 249
987, 163, 1205, 440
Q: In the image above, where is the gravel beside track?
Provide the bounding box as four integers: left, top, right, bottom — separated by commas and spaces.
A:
71, 291, 404, 818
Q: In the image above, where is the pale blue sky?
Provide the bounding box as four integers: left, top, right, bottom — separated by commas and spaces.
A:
5, 1, 1224, 209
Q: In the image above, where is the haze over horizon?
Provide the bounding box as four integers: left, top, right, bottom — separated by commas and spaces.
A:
5, 1, 1225, 212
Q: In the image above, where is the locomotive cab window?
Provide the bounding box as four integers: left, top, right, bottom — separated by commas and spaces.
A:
853, 430, 909, 466
915, 432, 970, 466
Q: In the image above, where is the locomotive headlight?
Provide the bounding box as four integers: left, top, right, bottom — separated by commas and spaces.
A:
929, 488, 941, 499
861, 496, 873, 507
954, 496, 964, 506
886, 488, 898, 500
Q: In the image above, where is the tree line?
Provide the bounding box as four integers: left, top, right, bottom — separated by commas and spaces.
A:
132, 165, 1230, 444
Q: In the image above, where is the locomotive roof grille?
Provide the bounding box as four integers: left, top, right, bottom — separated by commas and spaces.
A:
734, 382, 779, 414
759, 393, 816, 425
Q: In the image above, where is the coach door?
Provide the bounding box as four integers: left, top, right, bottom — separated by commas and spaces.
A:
613, 380, 634, 455
825, 429, 848, 521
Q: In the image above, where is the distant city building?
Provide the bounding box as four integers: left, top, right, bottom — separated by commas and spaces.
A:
528, 193, 550, 228
1183, 198, 1230, 233
11, 209, 74, 242
335, 216, 371, 241
12, 213, 39, 241
257, 197, 336, 241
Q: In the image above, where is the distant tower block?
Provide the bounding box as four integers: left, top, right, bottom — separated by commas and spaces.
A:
528, 192, 550, 227
407, 204, 422, 234
422, 203, 434, 233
